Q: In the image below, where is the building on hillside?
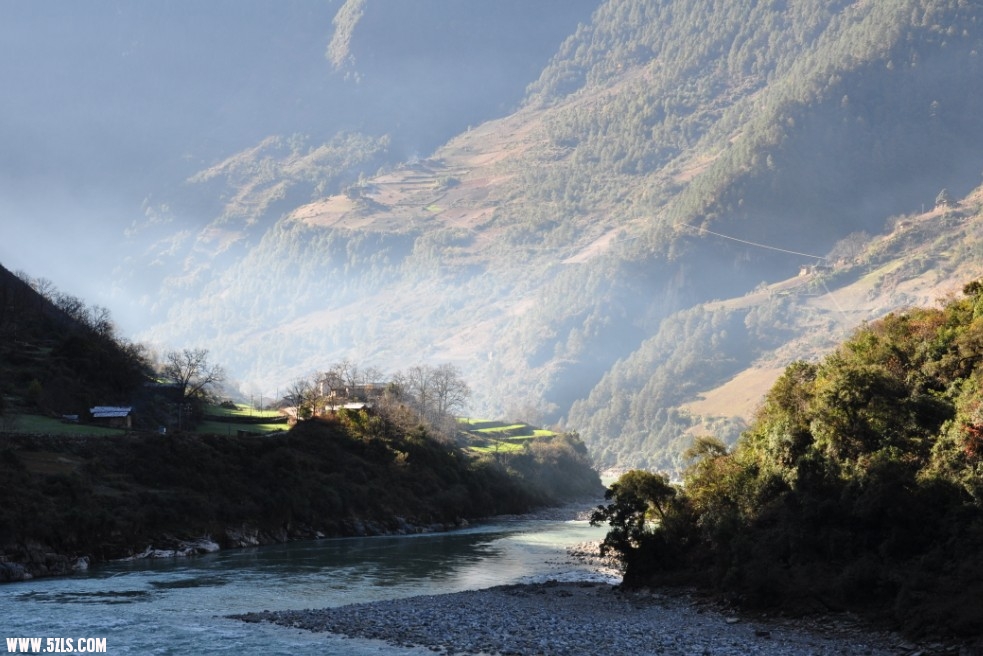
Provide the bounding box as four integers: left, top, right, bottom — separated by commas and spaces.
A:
316, 377, 388, 403
89, 406, 133, 429
798, 261, 832, 277
337, 402, 370, 411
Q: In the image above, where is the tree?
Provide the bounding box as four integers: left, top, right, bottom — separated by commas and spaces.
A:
826, 231, 871, 262
683, 435, 729, 461
23, 274, 56, 300
283, 376, 321, 420
161, 348, 225, 403
87, 305, 115, 338
333, 359, 362, 390
590, 469, 678, 564
431, 363, 471, 420
54, 293, 87, 324
397, 363, 470, 437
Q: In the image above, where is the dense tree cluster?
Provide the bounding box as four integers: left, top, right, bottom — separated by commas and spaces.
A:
594, 281, 983, 638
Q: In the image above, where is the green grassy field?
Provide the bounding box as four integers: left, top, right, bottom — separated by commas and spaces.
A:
195, 404, 288, 435
3, 414, 127, 436
457, 418, 557, 454
466, 442, 526, 454
205, 403, 283, 419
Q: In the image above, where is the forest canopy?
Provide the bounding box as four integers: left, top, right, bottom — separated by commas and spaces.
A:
593, 280, 983, 639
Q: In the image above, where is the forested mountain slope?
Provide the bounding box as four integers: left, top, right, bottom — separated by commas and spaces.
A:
141, 0, 983, 470
573, 186, 983, 470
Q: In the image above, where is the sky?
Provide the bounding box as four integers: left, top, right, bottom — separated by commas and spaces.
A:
0, 1, 343, 327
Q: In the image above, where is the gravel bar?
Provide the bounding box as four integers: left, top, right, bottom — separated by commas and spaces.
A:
232, 580, 925, 655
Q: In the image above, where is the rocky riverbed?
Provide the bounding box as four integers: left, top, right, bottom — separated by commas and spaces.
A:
233, 578, 943, 656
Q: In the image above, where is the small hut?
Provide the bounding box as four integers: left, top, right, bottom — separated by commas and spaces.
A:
89, 406, 133, 429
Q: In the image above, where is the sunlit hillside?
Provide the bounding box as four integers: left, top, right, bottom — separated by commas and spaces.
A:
8, 1, 982, 472
579, 184, 983, 471
131, 0, 983, 472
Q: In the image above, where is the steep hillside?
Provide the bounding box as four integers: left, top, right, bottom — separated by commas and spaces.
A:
0, 264, 151, 420
140, 0, 983, 469
572, 186, 983, 470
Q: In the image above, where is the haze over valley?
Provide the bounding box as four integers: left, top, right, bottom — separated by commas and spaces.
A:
6, 0, 983, 472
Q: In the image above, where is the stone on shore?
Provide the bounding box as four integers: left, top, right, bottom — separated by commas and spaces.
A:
232, 581, 910, 656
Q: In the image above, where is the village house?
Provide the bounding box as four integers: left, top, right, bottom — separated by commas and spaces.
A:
89, 406, 133, 429
798, 261, 832, 277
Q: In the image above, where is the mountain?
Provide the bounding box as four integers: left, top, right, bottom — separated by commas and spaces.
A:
0, 0, 598, 322
571, 185, 983, 470
9, 1, 983, 471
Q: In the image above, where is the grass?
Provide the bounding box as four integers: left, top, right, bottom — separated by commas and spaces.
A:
457, 418, 497, 428
467, 442, 526, 454
205, 403, 283, 419
474, 423, 529, 433
457, 417, 558, 455
197, 403, 288, 434
194, 420, 287, 436
0, 410, 287, 438
4, 414, 127, 437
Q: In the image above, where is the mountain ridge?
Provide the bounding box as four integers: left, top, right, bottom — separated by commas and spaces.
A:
126, 0, 983, 469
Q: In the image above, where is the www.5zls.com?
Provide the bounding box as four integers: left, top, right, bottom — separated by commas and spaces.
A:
6, 638, 107, 653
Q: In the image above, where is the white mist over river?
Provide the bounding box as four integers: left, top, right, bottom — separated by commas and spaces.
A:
1, 517, 610, 655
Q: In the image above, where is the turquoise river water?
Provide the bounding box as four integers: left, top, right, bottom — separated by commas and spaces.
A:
1, 515, 611, 655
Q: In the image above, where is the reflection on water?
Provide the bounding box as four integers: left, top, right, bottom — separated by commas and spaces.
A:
1, 517, 610, 655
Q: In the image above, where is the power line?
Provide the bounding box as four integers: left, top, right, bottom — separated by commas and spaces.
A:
679, 221, 856, 324
818, 276, 852, 325
677, 222, 828, 261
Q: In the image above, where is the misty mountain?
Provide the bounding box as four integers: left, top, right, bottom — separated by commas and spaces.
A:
8, 0, 983, 471
1, 0, 597, 322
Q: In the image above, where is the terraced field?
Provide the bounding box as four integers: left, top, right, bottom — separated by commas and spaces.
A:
457, 418, 556, 453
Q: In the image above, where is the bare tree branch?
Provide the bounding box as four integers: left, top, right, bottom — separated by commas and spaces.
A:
161, 348, 225, 401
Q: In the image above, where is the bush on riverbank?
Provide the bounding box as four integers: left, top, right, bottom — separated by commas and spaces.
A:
0, 413, 601, 578
595, 281, 983, 641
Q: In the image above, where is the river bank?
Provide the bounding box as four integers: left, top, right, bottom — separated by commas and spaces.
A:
0, 515, 474, 583
0, 423, 602, 583
0, 498, 604, 584
234, 579, 935, 655
230, 538, 976, 655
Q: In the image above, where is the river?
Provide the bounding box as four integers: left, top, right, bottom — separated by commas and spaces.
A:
1, 514, 611, 655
